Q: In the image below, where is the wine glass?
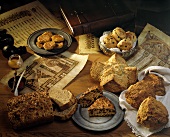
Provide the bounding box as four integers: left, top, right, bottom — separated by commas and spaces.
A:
8, 54, 23, 69
8, 54, 23, 92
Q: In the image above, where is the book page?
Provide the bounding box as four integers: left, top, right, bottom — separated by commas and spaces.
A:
127, 23, 170, 72
0, 0, 67, 47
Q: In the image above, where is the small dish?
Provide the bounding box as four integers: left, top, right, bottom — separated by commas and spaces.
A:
8, 76, 26, 93
99, 31, 138, 59
27, 28, 72, 55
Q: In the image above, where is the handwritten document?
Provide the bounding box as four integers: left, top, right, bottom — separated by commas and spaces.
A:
0, 0, 66, 47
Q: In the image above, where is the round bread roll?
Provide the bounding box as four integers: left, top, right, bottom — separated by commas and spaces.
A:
126, 31, 137, 43
117, 38, 133, 51
112, 27, 126, 42
137, 96, 169, 130
103, 33, 117, 48
125, 80, 156, 109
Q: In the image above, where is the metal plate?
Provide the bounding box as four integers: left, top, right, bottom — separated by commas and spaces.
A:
27, 28, 72, 55
72, 91, 124, 131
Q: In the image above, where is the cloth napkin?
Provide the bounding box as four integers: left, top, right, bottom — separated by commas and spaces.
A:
119, 66, 170, 137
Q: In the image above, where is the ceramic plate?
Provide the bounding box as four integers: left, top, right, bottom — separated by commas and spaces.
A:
72, 91, 124, 131
27, 28, 72, 55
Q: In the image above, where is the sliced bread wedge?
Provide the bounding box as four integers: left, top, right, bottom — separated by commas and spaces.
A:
88, 96, 116, 117
53, 100, 78, 120
49, 89, 76, 111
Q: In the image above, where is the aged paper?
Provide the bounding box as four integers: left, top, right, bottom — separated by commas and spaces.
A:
0, 0, 67, 47
0, 51, 88, 94
78, 33, 101, 54
127, 23, 170, 72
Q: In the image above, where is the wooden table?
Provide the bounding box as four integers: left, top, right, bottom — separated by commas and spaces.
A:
1, 1, 170, 137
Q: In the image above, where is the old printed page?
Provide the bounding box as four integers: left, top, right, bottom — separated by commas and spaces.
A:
127, 23, 170, 72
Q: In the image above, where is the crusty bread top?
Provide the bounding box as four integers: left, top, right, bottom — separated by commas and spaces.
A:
90, 61, 105, 81
106, 53, 128, 66
143, 73, 166, 96
49, 89, 76, 111
137, 96, 169, 130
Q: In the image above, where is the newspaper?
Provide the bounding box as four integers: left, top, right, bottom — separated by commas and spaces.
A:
0, 51, 88, 94
0, 0, 67, 47
127, 23, 170, 72
78, 33, 101, 54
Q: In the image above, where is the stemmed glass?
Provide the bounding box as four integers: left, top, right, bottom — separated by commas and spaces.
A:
8, 54, 23, 93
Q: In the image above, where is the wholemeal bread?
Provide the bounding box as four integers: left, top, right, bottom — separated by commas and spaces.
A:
137, 96, 169, 130
88, 96, 116, 117
7, 91, 54, 130
125, 80, 156, 109
49, 89, 76, 111
78, 86, 103, 107
53, 100, 78, 120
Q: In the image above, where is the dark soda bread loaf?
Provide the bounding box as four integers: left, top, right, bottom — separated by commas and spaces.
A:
7, 91, 54, 130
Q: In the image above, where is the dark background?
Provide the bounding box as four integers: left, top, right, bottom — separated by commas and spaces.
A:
1, 0, 170, 36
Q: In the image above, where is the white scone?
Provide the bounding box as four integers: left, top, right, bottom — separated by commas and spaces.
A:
112, 27, 126, 42
49, 89, 76, 111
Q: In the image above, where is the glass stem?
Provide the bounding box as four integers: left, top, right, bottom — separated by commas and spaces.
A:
12, 70, 17, 91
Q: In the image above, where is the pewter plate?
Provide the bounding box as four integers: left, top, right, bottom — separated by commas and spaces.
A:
27, 28, 72, 55
72, 91, 124, 131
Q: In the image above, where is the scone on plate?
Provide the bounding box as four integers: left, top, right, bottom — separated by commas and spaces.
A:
137, 96, 169, 130
51, 34, 64, 42
43, 41, 56, 50
112, 27, 126, 42
37, 32, 52, 43
88, 96, 116, 117
125, 80, 156, 109
78, 86, 103, 108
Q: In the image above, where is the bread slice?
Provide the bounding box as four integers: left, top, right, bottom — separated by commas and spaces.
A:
78, 86, 103, 108
90, 61, 105, 81
7, 91, 54, 130
53, 100, 78, 120
49, 89, 76, 111
88, 96, 116, 117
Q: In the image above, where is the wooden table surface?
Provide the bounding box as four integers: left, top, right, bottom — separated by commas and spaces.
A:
1, 1, 170, 137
